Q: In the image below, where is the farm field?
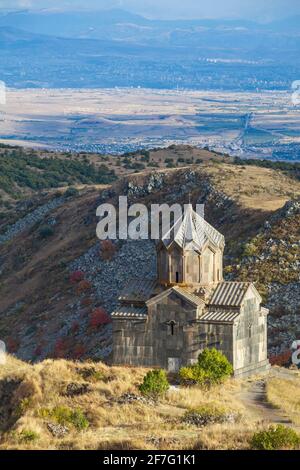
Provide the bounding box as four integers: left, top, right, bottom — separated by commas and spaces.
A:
0, 88, 299, 160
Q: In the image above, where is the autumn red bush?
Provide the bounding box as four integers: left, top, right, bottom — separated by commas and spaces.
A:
76, 279, 92, 294
34, 343, 43, 357
269, 350, 291, 367
73, 344, 86, 360
6, 337, 19, 353
70, 270, 85, 284
81, 297, 93, 307
90, 307, 111, 328
100, 240, 117, 261
71, 321, 80, 334
54, 337, 68, 358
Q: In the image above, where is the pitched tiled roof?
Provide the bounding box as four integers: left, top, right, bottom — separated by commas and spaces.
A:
118, 278, 156, 303
209, 282, 251, 307
111, 305, 148, 319
162, 204, 224, 252
199, 308, 240, 323
173, 286, 206, 307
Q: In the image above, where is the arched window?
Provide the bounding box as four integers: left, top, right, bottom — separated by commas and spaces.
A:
166, 320, 177, 336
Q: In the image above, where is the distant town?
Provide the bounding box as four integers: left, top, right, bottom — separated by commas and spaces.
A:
0, 88, 299, 161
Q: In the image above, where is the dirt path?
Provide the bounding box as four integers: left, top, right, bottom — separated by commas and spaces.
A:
237, 369, 299, 429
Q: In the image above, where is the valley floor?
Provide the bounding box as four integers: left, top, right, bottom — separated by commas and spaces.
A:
1, 88, 299, 159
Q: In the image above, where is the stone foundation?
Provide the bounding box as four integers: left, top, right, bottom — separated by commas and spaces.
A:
233, 359, 271, 378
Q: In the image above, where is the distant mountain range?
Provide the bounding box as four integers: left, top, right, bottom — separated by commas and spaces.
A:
0, 9, 299, 39
0, 9, 299, 89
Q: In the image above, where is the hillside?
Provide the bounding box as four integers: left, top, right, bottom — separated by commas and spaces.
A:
0, 145, 299, 363
0, 144, 116, 206
0, 354, 300, 450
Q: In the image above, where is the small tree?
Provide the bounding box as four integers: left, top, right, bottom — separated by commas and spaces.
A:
179, 365, 208, 386
197, 348, 233, 384
179, 348, 233, 386
139, 369, 169, 399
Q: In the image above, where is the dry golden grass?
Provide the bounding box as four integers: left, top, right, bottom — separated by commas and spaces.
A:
0, 355, 259, 450
191, 424, 255, 450
266, 373, 300, 426
205, 163, 300, 211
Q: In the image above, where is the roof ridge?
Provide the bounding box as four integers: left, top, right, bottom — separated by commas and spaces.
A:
209, 281, 256, 307
162, 205, 224, 251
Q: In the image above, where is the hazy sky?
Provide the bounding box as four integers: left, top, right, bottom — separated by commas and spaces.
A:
0, 0, 300, 21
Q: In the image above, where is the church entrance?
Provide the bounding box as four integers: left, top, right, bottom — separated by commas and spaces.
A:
168, 357, 180, 372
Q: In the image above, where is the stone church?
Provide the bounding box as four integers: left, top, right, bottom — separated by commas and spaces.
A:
111, 205, 270, 376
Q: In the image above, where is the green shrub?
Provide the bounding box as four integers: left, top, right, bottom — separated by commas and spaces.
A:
139, 369, 169, 399
251, 425, 300, 450
38, 406, 89, 431
179, 365, 208, 386
18, 429, 40, 443
65, 187, 79, 198
16, 397, 33, 417
197, 348, 233, 383
179, 348, 233, 386
68, 408, 89, 431
243, 242, 258, 257
38, 224, 55, 239
78, 367, 106, 382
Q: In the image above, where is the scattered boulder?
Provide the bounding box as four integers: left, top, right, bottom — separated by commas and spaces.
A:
63, 382, 90, 397
117, 393, 154, 406
184, 408, 238, 427
47, 422, 69, 438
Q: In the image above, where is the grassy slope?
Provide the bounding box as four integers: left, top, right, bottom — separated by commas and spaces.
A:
0, 354, 257, 450
1, 355, 300, 450
266, 370, 300, 426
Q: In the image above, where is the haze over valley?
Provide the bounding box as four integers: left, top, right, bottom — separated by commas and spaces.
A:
0, 8, 299, 160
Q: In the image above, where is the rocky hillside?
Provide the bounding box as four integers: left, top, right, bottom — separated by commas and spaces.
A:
226, 198, 300, 356
0, 148, 299, 363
